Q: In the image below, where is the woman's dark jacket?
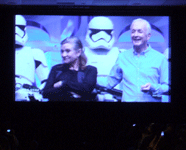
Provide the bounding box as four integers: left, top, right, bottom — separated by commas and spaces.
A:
42, 64, 97, 101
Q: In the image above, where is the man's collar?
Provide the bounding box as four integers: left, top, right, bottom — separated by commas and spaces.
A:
133, 44, 151, 55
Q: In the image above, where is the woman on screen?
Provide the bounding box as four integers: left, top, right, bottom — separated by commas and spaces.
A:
42, 36, 97, 101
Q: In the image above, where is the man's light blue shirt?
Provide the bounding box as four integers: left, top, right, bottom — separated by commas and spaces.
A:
107, 45, 169, 102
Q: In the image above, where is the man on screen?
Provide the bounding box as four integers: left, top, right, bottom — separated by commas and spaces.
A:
107, 18, 169, 102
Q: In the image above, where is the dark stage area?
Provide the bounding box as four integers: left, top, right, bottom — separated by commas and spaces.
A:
1, 102, 186, 149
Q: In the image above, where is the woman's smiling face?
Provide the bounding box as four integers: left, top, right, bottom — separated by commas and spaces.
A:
61, 43, 81, 64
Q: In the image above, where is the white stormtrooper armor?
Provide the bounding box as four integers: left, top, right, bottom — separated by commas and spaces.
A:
15, 15, 28, 46
86, 16, 115, 51
15, 15, 49, 101
85, 16, 124, 102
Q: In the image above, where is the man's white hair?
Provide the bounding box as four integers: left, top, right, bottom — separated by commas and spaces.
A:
130, 18, 151, 34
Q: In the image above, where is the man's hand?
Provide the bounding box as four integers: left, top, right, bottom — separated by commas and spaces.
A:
53, 81, 63, 88
141, 83, 151, 91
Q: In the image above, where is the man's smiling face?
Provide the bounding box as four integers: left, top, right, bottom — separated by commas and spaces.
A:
131, 20, 151, 49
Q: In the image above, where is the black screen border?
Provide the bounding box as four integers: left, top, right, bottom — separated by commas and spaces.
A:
1, 5, 186, 123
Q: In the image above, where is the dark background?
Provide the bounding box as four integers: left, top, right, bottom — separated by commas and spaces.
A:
0, 5, 186, 149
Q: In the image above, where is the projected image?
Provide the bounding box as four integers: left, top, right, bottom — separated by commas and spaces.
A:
15, 15, 170, 102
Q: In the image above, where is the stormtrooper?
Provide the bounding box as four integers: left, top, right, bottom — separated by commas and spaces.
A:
15, 15, 49, 101
85, 16, 124, 101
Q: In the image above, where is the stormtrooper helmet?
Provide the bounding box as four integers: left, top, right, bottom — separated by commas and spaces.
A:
86, 16, 115, 50
15, 15, 28, 46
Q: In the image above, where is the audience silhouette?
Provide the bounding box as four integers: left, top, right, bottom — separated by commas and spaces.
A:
1, 121, 186, 150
